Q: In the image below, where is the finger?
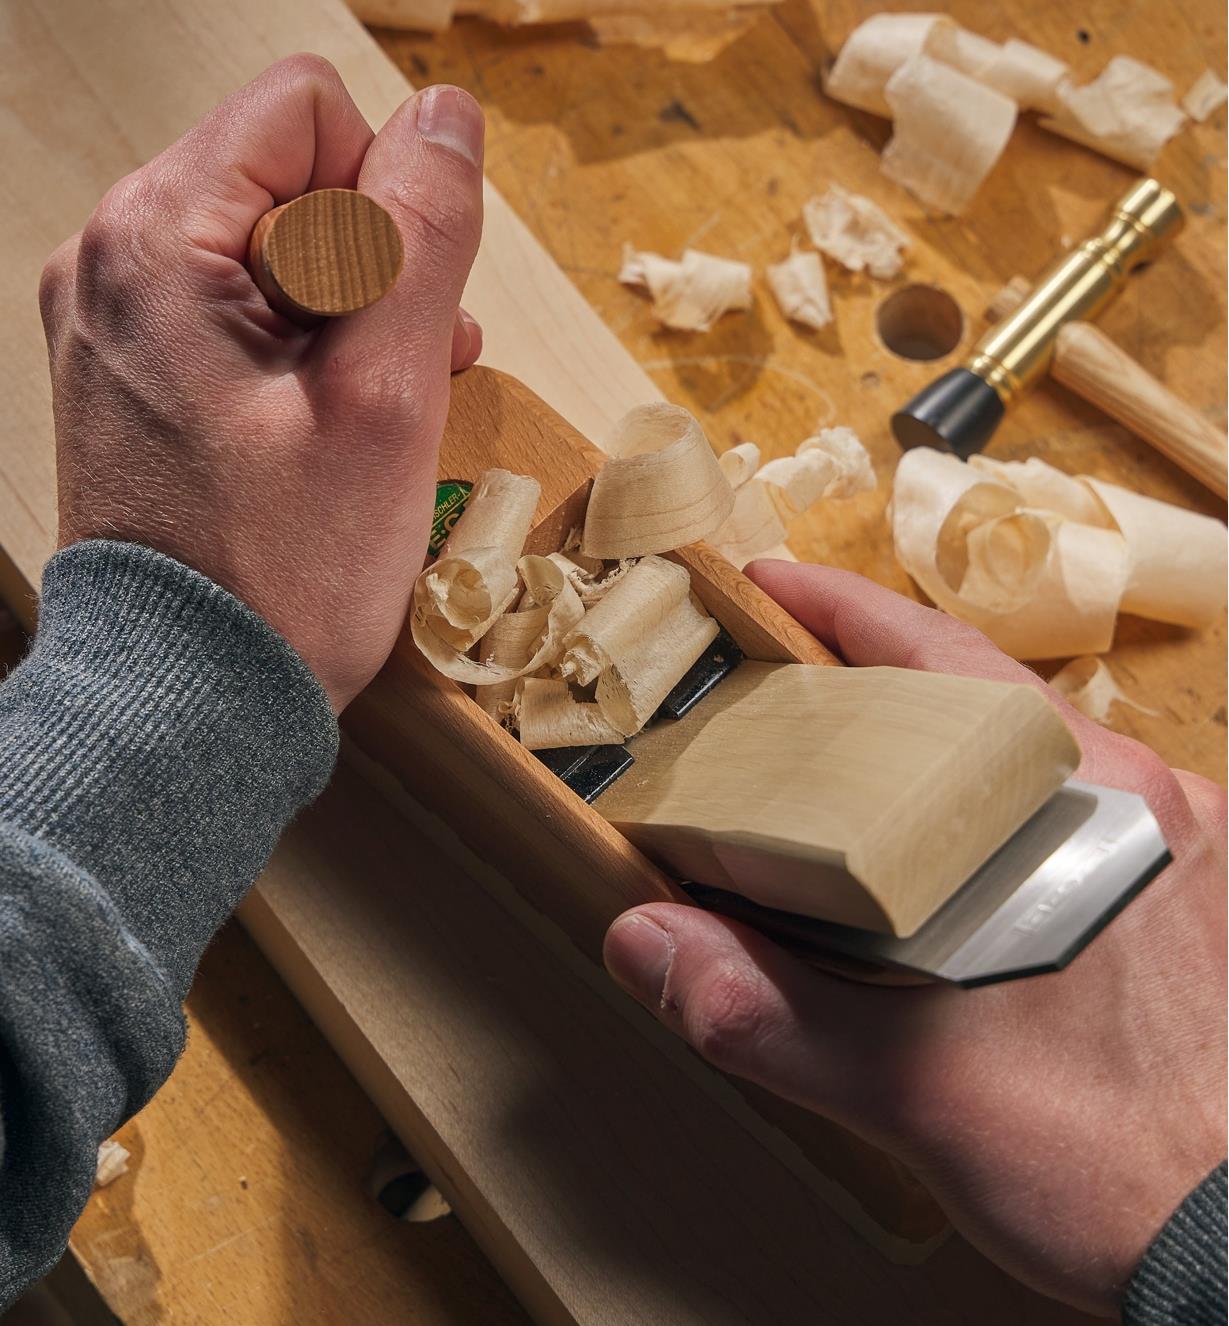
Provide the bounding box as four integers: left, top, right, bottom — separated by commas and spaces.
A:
318, 85, 484, 390
603, 902, 908, 1123
450, 308, 483, 373
83, 55, 373, 268
745, 559, 1038, 686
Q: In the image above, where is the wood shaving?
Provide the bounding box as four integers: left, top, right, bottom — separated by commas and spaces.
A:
347, 0, 775, 53
802, 184, 909, 279
411, 409, 734, 749
1041, 56, 1187, 169
892, 449, 1228, 658
972, 38, 1069, 114
618, 244, 752, 331
583, 403, 734, 558
711, 426, 875, 568
412, 475, 585, 684
826, 15, 1069, 117
516, 677, 625, 748
560, 555, 719, 735
95, 1139, 130, 1187
765, 242, 832, 330
882, 54, 1018, 215
823, 12, 956, 118
934, 26, 1000, 80
588, 9, 761, 59
1048, 656, 1159, 725
1183, 69, 1229, 123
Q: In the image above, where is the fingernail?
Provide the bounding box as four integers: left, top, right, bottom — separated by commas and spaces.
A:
417, 85, 484, 168
604, 915, 674, 1009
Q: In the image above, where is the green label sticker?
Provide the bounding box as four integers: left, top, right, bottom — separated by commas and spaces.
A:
429, 479, 472, 557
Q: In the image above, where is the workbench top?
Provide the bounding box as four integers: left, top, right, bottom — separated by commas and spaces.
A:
379, 0, 1227, 783
66, 1, 1224, 1320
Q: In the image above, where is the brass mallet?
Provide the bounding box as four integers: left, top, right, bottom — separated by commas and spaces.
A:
892, 177, 1185, 458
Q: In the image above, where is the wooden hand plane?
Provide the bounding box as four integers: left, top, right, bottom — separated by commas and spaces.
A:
343, 367, 1170, 987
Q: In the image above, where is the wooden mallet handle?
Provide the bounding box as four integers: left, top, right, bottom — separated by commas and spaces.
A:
988, 278, 1228, 499
248, 187, 404, 323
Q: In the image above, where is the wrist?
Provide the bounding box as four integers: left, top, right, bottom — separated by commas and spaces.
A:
0, 539, 338, 993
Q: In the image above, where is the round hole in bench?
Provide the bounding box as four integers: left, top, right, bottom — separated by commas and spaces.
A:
876, 284, 964, 361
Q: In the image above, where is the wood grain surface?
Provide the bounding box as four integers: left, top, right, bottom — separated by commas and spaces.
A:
70, 917, 529, 1326
600, 661, 1080, 935
248, 188, 405, 318
371, 0, 1227, 785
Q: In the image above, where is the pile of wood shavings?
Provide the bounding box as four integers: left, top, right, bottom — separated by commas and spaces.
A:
891, 450, 1228, 660
412, 404, 875, 746
621, 184, 910, 334
825, 13, 1207, 213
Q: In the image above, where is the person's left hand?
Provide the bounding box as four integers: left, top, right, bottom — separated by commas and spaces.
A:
40, 57, 486, 712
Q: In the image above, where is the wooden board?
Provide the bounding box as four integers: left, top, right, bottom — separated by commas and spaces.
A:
370, 0, 1227, 786
239, 754, 1097, 1325
70, 917, 530, 1326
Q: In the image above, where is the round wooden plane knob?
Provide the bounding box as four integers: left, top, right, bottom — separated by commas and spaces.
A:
248, 187, 404, 322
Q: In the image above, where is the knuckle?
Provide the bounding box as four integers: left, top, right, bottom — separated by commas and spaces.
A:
270, 51, 343, 93
683, 962, 769, 1072
315, 351, 422, 427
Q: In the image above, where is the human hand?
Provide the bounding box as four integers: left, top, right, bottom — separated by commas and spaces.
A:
603, 560, 1227, 1316
39, 56, 486, 711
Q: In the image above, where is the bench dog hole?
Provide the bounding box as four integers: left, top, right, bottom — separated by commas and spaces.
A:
876, 284, 964, 361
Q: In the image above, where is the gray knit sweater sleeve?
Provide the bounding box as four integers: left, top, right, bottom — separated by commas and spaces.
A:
1123, 1163, 1227, 1325
0, 540, 337, 1306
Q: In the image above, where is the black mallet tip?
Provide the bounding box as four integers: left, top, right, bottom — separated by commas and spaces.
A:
891, 368, 1005, 459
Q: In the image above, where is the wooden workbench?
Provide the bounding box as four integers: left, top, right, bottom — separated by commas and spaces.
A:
371, 0, 1227, 781
55, 0, 1225, 1320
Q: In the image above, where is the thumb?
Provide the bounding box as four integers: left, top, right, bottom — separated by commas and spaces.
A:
603, 902, 903, 1123
315, 84, 484, 401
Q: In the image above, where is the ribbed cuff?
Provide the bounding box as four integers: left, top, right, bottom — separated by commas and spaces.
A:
0, 540, 338, 997
1123, 1162, 1228, 1326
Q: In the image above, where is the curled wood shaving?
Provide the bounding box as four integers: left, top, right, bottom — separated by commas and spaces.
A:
412, 477, 585, 684
892, 449, 1228, 659
560, 556, 719, 736
516, 677, 625, 748
411, 415, 732, 748
823, 12, 956, 118
711, 426, 875, 568
765, 241, 832, 330
1048, 656, 1159, 725
618, 244, 752, 331
971, 38, 1070, 114
583, 403, 734, 558
1182, 69, 1229, 123
882, 54, 1018, 215
802, 184, 909, 279
1041, 56, 1187, 169
826, 15, 1069, 117
414, 469, 540, 652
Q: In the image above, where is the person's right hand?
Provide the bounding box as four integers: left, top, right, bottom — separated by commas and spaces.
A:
604, 561, 1227, 1318
39, 56, 485, 712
